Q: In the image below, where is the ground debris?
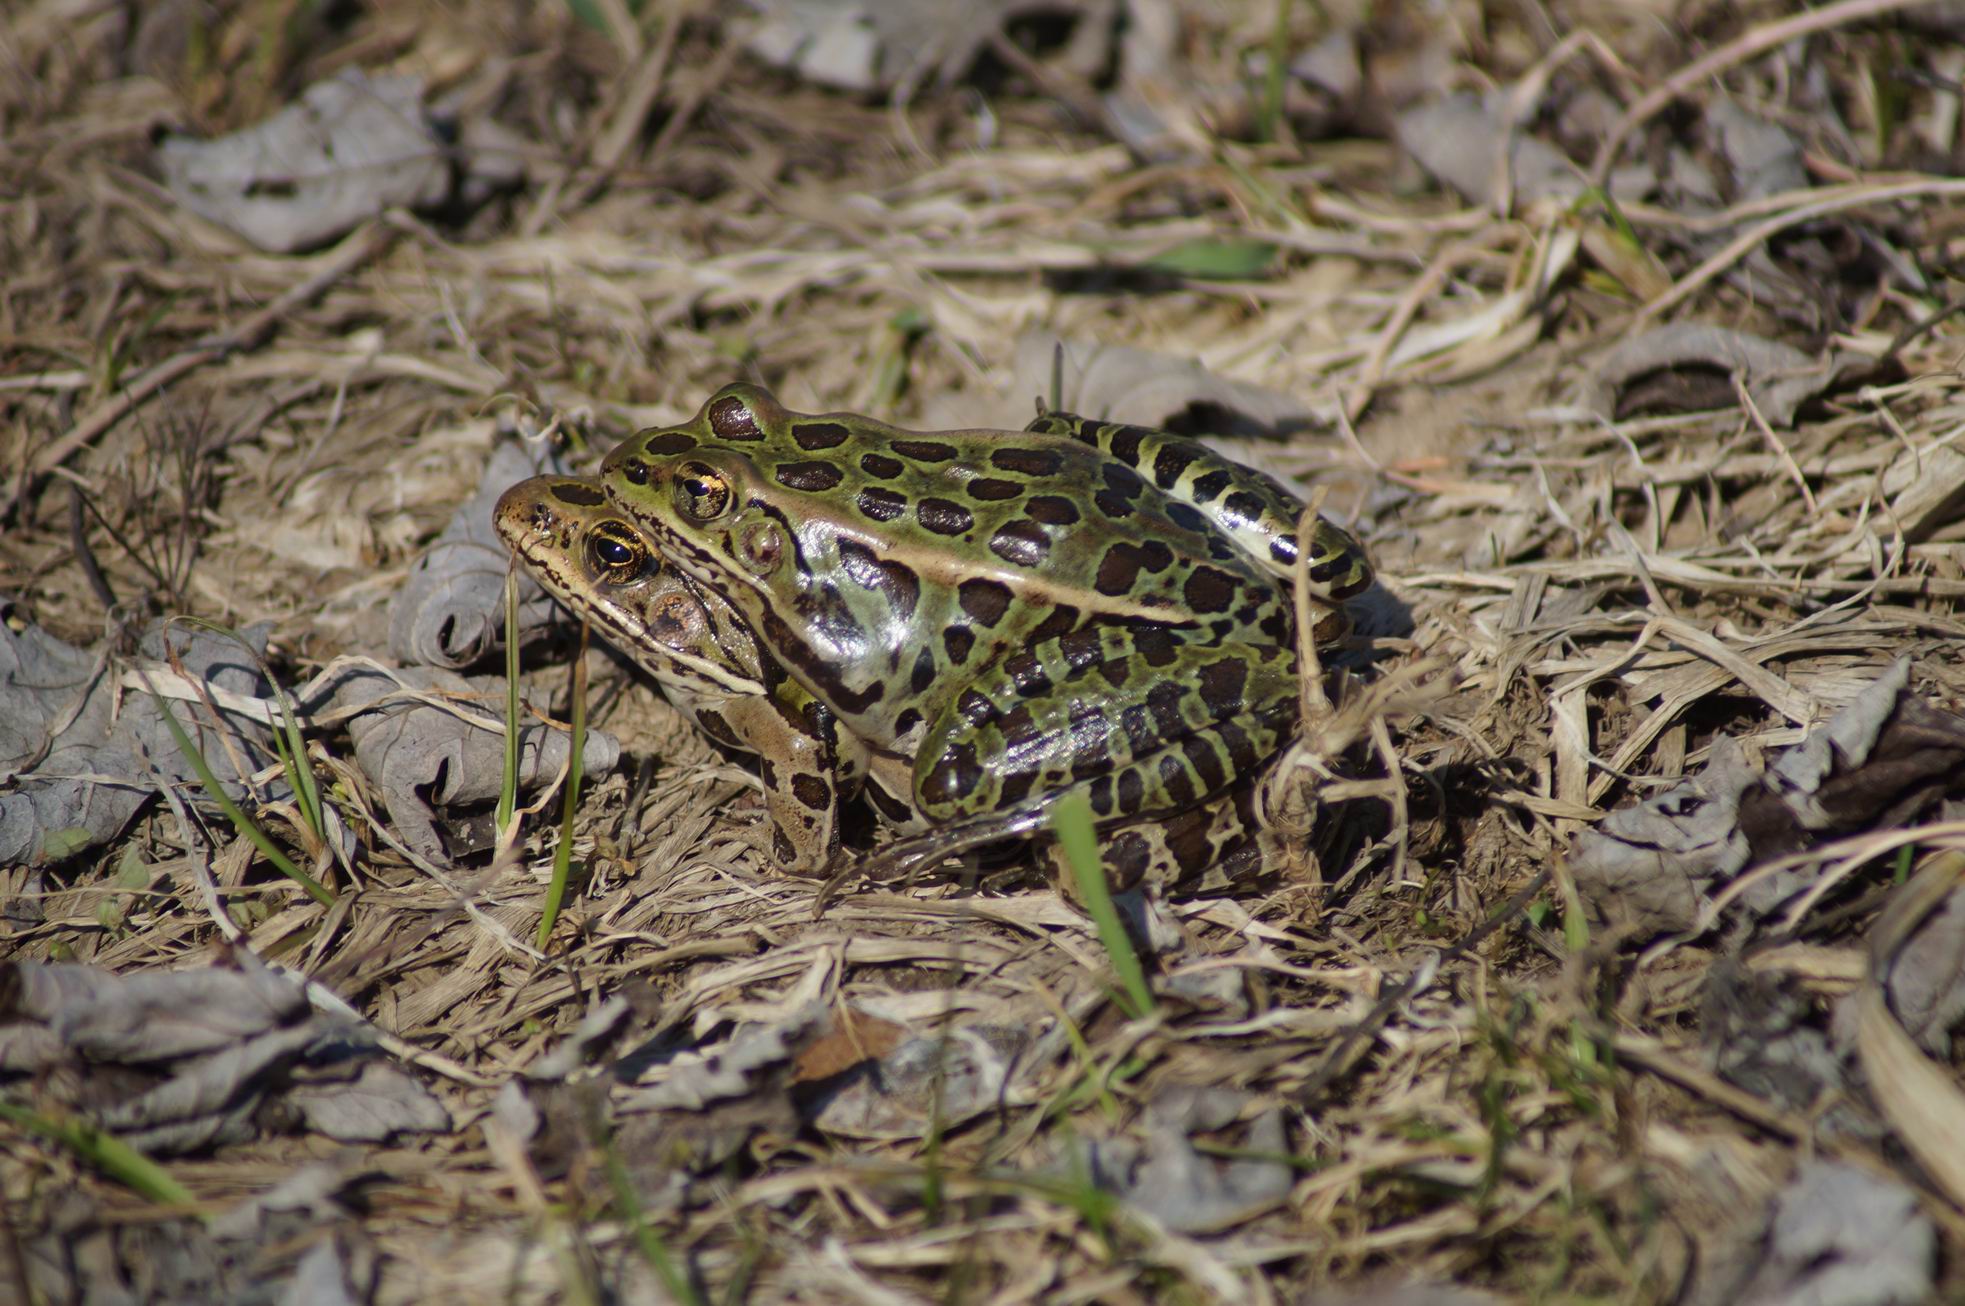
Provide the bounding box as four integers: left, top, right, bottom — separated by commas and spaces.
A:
10, 0, 1965, 1298
0, 949, 448, 1154
387, 441, 573, 671
0, 614, 279, 868
1570, 661, 1965, 937
1586, 323, 1878, 426
1703, 1161, 1936, 1306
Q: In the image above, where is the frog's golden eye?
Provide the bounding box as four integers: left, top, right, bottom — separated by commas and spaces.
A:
587, 522, 647, 581
674, 461, 733, 521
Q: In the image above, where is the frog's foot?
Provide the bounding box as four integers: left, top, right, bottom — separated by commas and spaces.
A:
1037, 784, 1274, 909
825, 805, 1049, 894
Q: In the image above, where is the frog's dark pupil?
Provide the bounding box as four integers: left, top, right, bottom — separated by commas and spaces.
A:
593, 535, 635, 568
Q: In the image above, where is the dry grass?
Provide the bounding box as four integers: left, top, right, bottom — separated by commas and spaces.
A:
6, 1, 1965, 1301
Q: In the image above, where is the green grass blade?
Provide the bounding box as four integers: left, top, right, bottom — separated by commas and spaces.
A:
137, 668, 334, 906
0, 1101, 198, 1210
269, 690, 323, 843
1141, 237, 1278, 281
162, 617, 324, 844
500, 566, 523, 834
535, 621, 589, 949
1259, 0, 1293, 143
1049, 792, 1156, 1019
603, 1130, 702, 1305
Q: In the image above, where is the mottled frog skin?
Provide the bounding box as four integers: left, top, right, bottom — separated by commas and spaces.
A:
580, 383, 1372, 889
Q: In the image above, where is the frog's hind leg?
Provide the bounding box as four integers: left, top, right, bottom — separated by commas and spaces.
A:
914, 626, 1299, 829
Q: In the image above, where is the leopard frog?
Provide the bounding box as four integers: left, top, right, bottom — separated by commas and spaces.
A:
592, 383, 1372, 884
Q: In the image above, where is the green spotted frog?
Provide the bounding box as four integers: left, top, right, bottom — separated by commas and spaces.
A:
581, 383, 1372, 888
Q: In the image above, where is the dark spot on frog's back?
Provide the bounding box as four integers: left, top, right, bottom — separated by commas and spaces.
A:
776, 460, 844, 492
641, 431, 698, 457
860, 453, 904, 479
1094, 463, 1145, 520
965, 477, 1022, 501
1166, 501, 1207, 534
1029, 603, 1078, 642
891, 439, 957, 463
1195, 657, 1250, 715
1106, 424, 1146, 464
857, 486, 908, 522
707, 396, 762, 439
916, 498, 974, 536
1094, 540, 1175, 596
1102, 462, 1145, 499
1158, 753, 1198, 808
944, 626, 975, 663
1184, 735, 1227, 793
990, 447, 1063, 477
1165, 810, 1213, 875
837, 538, 919, 620
958, 578, 1012, 626
549, 481, 607, 507
988, 520, 1050, 568
1025, 495, 1079, 525
1216, 716, 1258, 772
791, 773, 831, 811
1182, 565, 1238, 614
1116, 768, 1144, 816
1191, 469, 1231, 504
792, 421, 851, 450
1223, 490, 1266, 526
923, 740, 983, 806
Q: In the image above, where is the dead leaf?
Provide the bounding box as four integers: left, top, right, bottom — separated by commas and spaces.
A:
1571, 661, 1965, 937
0, 616, 278, 867
1588, 323, 1875, 427
158, 71, 524, 254
389, 441, 575, 671
314, 663, 620, 864
1729, 1162, 1936, 1306
0, 951, 449, 1155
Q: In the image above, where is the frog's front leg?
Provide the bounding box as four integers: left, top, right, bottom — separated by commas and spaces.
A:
913, 626, 1298, 830
678, 678, 860, 876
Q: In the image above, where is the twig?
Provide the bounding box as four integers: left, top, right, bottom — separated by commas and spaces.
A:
1629, 180, 1965, 331
1344, 229, 1498, 420
1735, 373, 1820, 517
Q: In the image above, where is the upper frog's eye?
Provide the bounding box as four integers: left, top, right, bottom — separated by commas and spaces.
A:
674, 461, 733, 521
587, 522, 646, 581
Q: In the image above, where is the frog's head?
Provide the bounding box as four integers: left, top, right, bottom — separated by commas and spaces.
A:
491, 475, 761, 693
